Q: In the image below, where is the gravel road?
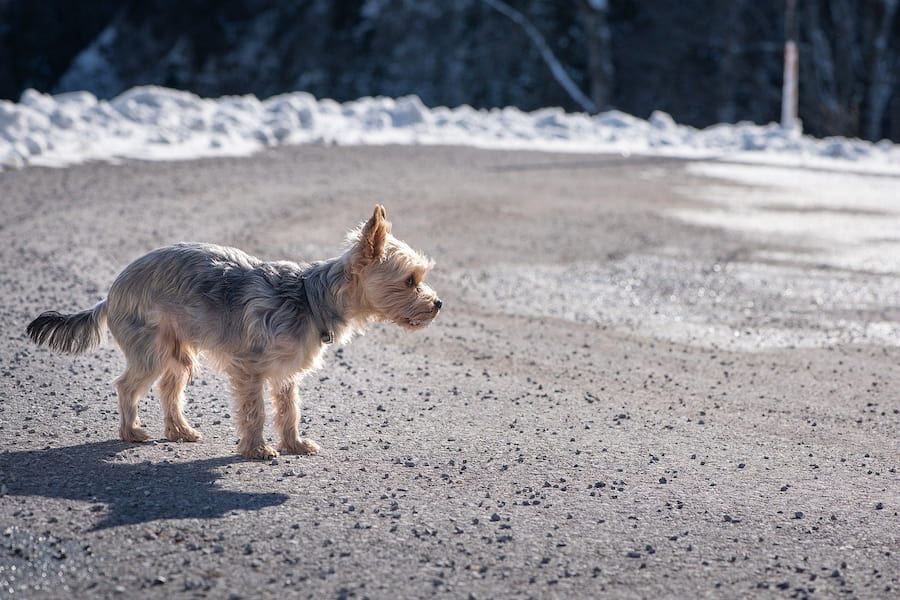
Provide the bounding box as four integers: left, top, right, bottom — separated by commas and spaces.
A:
1, 146, 898, 599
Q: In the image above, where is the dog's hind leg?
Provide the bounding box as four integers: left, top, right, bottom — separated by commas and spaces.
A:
115, 361, 158, 442
229, 367, 278, 459
272, 379, 320, 455
159, 366, 202, 442
157, 328, 201, 442
112, 320, 167, 442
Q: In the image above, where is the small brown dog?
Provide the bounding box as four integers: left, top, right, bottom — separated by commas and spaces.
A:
27, 205, 441, 459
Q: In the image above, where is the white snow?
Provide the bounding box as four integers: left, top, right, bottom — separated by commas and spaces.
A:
449, 160, 900, 350
452, 256, 900, 351
670, 162, 900, 274
2, 85, 899, 173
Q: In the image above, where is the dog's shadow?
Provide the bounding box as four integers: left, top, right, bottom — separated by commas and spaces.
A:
1, 441, 289, 530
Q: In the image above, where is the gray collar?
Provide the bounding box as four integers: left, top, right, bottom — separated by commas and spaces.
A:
302, 276, 335, 345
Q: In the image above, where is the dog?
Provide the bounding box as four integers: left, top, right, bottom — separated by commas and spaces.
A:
27, 205, 441, 459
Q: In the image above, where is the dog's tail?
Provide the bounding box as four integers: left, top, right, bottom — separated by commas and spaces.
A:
27, 300, 108, 354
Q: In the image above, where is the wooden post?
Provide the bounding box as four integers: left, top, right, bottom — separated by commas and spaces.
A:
781, 0, 800, 132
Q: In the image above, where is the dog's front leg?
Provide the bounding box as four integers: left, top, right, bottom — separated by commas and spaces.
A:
229, 368, 278, 459
272, 379, 320, 455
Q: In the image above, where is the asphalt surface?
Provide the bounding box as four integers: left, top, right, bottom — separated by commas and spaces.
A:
1, 145, 897, 599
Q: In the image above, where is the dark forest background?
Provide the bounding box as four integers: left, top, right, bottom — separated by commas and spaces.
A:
1, 0, 898, 142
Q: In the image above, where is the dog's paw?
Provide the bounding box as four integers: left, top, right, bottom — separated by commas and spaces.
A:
240, 444, 280, 460
280, 437, 320, 455
120, 426, 150, 443
165, 425, 203, 443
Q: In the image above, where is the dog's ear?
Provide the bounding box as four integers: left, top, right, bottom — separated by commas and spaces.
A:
359, 204, 391, 260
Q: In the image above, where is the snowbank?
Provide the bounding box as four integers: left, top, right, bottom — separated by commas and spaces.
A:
1, 86, 899, 173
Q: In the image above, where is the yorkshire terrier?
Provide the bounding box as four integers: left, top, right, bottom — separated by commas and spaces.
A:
27, 205, 441, 459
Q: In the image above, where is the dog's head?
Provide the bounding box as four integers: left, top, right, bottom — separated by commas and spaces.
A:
348, 205, 441, 330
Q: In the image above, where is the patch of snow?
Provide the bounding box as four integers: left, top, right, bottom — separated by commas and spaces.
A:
1, 86, 899, 173
451, 256, 900, 351
447, 160, 900, 349
670, 162, 900, 274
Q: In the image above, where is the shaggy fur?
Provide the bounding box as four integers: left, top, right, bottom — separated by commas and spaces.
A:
27, 205, 441, 459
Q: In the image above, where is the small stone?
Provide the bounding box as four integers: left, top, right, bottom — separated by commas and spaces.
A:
626, 551, 641, 558
794, 511, 804, 519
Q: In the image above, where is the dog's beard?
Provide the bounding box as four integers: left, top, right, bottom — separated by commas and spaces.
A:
405, 317, 433, 329
396, 312, 437, 330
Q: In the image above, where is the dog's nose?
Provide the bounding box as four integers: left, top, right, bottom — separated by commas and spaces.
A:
433, 299, 443, 312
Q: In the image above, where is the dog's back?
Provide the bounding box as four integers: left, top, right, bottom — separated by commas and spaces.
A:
108, 242, 261, 316
106, 243, 319, 359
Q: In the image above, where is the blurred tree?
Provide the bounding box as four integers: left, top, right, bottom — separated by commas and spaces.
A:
0, 0, 897, 141
802, 0, 900, 139
481, 0, 597, 112
576, 0, 615, 111
864, 0, 898, 140
0, 0, 120, 99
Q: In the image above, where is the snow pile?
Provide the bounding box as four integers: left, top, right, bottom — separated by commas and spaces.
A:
2, 85, 899, 172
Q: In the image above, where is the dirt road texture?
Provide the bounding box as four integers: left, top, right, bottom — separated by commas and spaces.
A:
1, 146, 898, 599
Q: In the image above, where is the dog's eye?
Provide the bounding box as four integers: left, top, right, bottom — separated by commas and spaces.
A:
405, 275, 416, 288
